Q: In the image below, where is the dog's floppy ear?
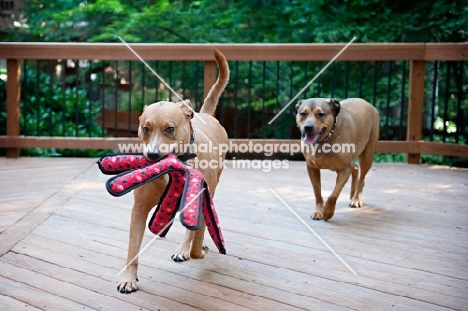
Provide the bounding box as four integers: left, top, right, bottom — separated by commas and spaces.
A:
329, 98, 341, 116
295, 99, 303, 112
178, 100, 194, 119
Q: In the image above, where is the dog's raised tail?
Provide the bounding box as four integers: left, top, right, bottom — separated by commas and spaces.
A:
200, 49, 230, 116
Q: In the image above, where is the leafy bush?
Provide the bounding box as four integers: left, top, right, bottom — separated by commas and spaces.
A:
373, 153, 406, 163
9, 65, 106, 157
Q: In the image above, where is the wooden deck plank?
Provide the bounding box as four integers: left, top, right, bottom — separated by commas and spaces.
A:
0, 158, 467, 310
0, 158, 95, 255
16, 230, 329, 310
58, 194, 468, 277
10, 239, 308, 311
23, 211, 468, 310
0, 260, 150, 311
0, 294, 41, 311
14, 216, 355, 310
0, 252, 180, 311
0, 275, 96, 310
44, 171, 466, 310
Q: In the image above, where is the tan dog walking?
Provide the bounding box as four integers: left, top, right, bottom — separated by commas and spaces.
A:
117, 50, 229, 293
296, 98, 379, 221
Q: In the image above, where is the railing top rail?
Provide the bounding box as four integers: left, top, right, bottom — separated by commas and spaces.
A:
0, 42, 466, 61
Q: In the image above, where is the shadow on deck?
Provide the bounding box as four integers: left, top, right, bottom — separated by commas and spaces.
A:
0, 157, 467, 310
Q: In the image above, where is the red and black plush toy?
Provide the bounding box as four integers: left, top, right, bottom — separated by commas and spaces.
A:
97, 153, 226, 254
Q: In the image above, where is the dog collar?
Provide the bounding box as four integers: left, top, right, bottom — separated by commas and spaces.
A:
189, 130, 195, 145
319, 116, 338, 143
183, 129, 195, 153
178, 152, 196, 162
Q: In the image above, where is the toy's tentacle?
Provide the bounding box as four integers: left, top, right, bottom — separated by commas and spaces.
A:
179, 170, 205, 230
148, 173, 181, 237
202, 183, 226, 254
106, 165, 164, 196
97, 153, 150, 175
105, 155, 185, 197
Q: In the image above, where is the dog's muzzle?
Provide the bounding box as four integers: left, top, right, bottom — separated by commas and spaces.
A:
301, 125, 324, 145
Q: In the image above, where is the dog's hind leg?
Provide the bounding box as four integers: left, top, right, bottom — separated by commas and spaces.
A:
190, 222, 209, 259
172, 213, 209, 262
173, 171, 219, 262
350, 140, 377, 208
349, 162, 358, 200
172, 229, 195, 262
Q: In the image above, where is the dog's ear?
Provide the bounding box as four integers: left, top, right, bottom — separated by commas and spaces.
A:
139, 105, 147, 122
178, 100, 194, 119
329, 98, 341, 116
295, 99, 303, 112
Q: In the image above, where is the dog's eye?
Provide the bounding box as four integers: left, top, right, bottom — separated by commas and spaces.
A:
165, 127, 175, 134
141, 126, 149, 135
317, 112, 325, 118
299, 112, 307, 118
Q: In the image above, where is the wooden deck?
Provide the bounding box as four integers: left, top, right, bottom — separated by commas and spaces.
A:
0, 157, 467, 310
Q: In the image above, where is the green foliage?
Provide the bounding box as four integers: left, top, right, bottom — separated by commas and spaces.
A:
5, 0, 466, 43
19, 66, 105, 157
373, 153, 406, 163
420, 154, 468, 167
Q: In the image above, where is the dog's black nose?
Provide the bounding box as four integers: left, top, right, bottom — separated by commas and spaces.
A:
303, 124, 314, 133
146, 151, 161, 160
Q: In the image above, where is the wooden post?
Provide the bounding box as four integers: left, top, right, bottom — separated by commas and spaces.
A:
406, 60, 425, 164
204, 60, 217, 99
6, 59, 21, 158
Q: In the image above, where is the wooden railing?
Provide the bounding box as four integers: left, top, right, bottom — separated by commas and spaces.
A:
1, 42, 467, 162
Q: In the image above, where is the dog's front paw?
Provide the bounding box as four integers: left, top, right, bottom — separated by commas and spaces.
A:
172, 241, 191, 262
322, 208, 335, 221
171, 252, 190, 262
349, 198, 363, 208
117, 277, 139, 294
320, 198, 337, 221
311, 211, 323, 220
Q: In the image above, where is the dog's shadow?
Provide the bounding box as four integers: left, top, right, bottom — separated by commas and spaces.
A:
285, 188, 403, 235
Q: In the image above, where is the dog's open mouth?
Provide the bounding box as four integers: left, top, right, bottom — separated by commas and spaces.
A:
302, 128, 325, 145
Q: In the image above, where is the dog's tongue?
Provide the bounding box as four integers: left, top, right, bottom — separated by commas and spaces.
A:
304, 133, 321, 145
